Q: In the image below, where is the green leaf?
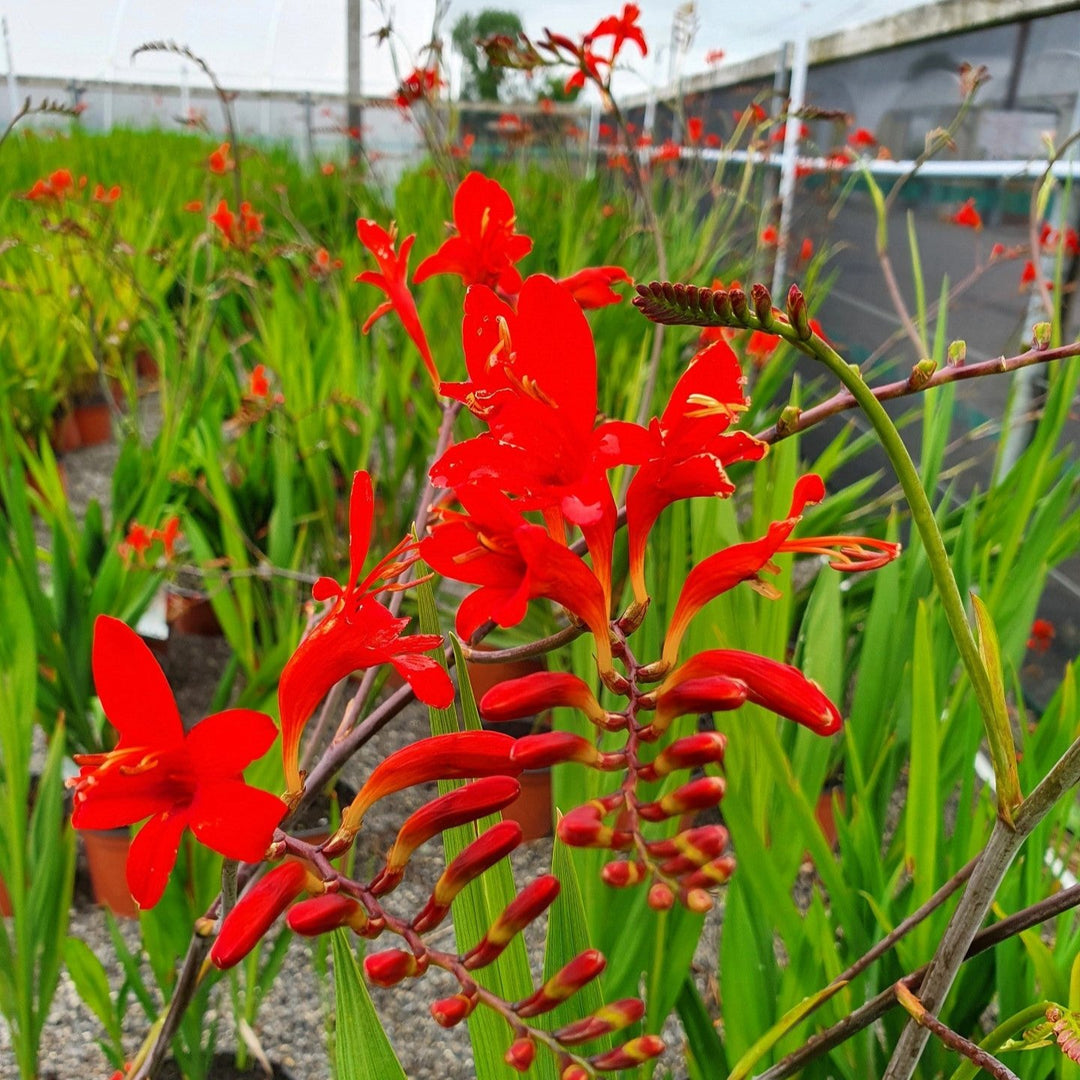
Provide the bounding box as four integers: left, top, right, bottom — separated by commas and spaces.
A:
906, 600, 939, 921
64, 937, 123, 1047
676, 978, 727, 1079
331, 930, 406, 1080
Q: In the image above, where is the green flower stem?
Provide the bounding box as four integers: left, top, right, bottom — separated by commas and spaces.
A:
799, 335, 995, 732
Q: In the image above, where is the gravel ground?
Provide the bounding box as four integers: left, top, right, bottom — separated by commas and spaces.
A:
7, 401, 723, 1079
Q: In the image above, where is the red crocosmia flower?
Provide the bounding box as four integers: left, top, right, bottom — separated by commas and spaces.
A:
951, 198, 982, 230
686, 116, 704, 144
248, 363, 271, 399
92, 183, 122, 204
320, 161, 336, 176
153, 516, 182, 559
733, 103, 767, 125
355, 218, 439, 388
420, 485, 616, 675
799, 237, 814, 264
414, 172, 533, 295
450, 133, 476, 159
826, 148, 853, 169
278, 471, 453, 798
1028, 618, 1055, 653
848, 127, 876, 149
745, 329, 781, 368
589, 5, 649, 61
209, 199, 239, 245
119, 522, 154, 563
480, 671, 609, 728
652, 140, 681, 162
705, 48, 726, 65
183, 199, 204, 213
705, 133, 722, 149
598, 123, 614, 140
625, 340, 767, 605
25, 168, 75, 202
759, 225, 778, 246
1020, 260, 1037, 286
395, 67, 442, 108
431, 276, 648, 602
662, 474, 899, 665
658, 650, 842, 736
207, 141, 232, 174
70, 617, 285, 909
558, 265, 632, 309
311, 246, 343, 276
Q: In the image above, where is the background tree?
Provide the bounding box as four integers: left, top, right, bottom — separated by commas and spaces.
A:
452, 9, 524, 102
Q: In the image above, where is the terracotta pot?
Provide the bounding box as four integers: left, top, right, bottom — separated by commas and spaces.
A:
166, 588, 223, 637
0, 873, 11, 917
815, 787, 845, 850
134, 349, 160, 379
72, 398, 112, 447
83, 827, 138, 918
50, 410, 82, 454
465, 647, 546, 707
502, 768, 552, 842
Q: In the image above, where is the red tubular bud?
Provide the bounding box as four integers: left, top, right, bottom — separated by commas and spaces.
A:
511, 731, 619, 771
557, 799, 633, 850
649, 676, 747, 738
327, 731, 523, 852
504, 1037, 536, 1071
211, 862, 311, 970
682, 855, 738, 889
463, 875, 560, 970
646, 824, 729, 861
638, 776, 726, 822
370, 776, 521, 895
590, 1035, 666, 1071
412, 820, 523, 933
601, 860, 647, 887
681, 886, 715, 912
648, 882, 674, 910
286, 893, 370, 937
554, 998, 646, 1046
640, 732, 727, 781
561, 1066, 589, 1080
516, 949, 606, 1018
430, 993, 477, 1028
364, 948, 424, 987
480, 672, 608, 727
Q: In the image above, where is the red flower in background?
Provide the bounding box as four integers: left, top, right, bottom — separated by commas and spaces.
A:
396, 67, 442, 108
1028, 618, 1055, 653
355, 218, 439, 388
759, 225, 778, 246
686, 116, 704, 144
70, 617, 285, 908
588, 5, 649, 62
92, 183, 122, 204
208, 142, 233, 174
951, 198, 982, 230
278, 471, 453, 799
119, 523, 154, 563
559, 265, 632, 309
25, 168, 74, 202
1020, 260, 1037, 287
414, 172, 533, 294
848, 127, 877, 149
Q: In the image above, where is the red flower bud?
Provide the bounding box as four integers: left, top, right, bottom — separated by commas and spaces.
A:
364, 948, 425, 987
286, 893, 372, 937
647, 824, 729, 861
682, 855, 738, 890
505, 1037, 536, 1071
681, 886, 715, 912
562, 1066, 589, 1080
557, 799, 633, 849
480, 671, 608, 727
648, 882, 674, 910
511, 731, 619, 771
327, 731, 522, 853
515, 949, 606, 1018
463, 875, 560, 970
211, 862, 311, 969
639, 732, 727, 780
600, 860, 646, 887
554, 998, 646, 1045
590, 1035, 665, 1071
412, 820, 523, 933
646, 676, 747, 739
370, 776, 521, 895
638, 776, 726, 822
430, 993, 476, 1027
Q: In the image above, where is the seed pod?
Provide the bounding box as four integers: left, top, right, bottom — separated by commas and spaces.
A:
211, 862, 311, 970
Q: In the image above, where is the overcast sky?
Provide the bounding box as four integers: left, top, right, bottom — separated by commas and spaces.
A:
3, 0, 929, 97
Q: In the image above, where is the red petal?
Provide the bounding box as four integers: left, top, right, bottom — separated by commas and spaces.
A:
388, 653, 455, 707
347, 471, 374, 591
92, 616, 182, 748
126, 809, 188, 909
185, 709, 278, 779
188, 780, 285, 862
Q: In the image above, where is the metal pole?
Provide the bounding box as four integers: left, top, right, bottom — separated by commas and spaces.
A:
2, 18, 18, 122
347, 0, 363, 156
262, 0, 287, 139
772, 29, 808, 297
